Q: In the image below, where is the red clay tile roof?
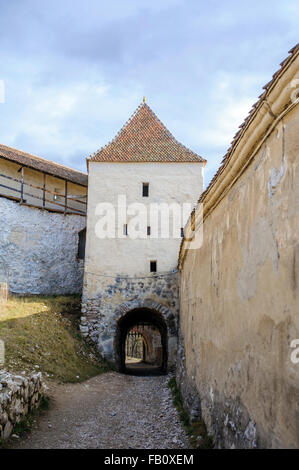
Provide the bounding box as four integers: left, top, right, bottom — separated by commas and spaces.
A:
88, 102, 206, 163
0, 143, 88, 186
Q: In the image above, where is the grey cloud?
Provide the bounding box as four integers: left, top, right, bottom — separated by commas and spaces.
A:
0, 0, 298, 186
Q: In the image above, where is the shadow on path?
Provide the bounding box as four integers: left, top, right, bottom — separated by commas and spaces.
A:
125, 361, 165, 376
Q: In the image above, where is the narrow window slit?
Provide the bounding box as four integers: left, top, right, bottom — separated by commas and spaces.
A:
150, 260, 157, 272
142, 183, 149, 197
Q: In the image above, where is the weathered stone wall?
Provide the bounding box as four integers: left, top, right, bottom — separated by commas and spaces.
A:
0, 198, 85, 294
178, 53, 299, 448
81, 271, 179, 370
0, 370, 43, 440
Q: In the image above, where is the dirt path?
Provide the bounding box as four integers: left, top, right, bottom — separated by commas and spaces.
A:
8, 372, 190, 449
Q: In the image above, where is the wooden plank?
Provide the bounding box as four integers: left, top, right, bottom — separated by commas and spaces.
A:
0, 182, 21, 193
43, 173, 46, 208
0, 154, 88, 188
64, 180, 68, 214
0, 185, 85, 215
20, 167, 24, 203
0, 282, 8, 302
0, 172, 87, 205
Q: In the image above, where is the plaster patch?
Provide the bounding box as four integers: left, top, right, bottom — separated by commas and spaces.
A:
238, 216, 279, 300
268, 159, 287, 198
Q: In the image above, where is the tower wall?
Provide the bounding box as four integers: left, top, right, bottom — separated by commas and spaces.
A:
82, 161, 204, 370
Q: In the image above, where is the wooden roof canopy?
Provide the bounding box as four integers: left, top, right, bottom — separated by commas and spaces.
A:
0, 143, 88, 186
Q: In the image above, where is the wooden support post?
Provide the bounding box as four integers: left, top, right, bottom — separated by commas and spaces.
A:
64, 180, 68, 215
19, 166, 24, 203
42, 173, 46, 209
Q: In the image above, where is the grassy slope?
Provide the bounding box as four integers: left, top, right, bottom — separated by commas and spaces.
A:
0, 295, 109, 383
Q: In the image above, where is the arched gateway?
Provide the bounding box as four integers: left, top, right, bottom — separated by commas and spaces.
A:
114, 300, 177, 373
80, 295, 179, 373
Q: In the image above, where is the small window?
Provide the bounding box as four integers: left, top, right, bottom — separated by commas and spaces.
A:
123, 224, 128, 236
142, 183, 149, 197
77, 228, 86, 260
181, 227, 184, 237
150, 260, 157, 272
147, 226, 151, 236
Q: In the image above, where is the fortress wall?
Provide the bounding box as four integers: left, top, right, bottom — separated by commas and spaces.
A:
0, 197, 85, 294
178, 53, 299, 448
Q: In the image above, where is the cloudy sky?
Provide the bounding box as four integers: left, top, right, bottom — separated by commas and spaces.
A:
0, 0, 298, 186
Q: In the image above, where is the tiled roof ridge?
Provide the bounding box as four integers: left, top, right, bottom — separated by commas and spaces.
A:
0, 143, 86, 177
0, 143, 88, 186
87, 102, 145, 160
178, 43, 299, 268
143, 103, 203, 161
198, 43, 299, 203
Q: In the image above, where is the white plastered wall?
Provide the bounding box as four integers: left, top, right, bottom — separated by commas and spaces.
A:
84, 162, 204, 288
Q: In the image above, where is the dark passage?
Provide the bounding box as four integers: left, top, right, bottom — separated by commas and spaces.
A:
115, 307, 168, 376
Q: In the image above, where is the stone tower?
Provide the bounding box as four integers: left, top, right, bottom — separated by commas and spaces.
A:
81, 101, 206, 371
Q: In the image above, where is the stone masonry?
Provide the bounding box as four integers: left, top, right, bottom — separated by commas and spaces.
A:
80, 271, 179, 369
0, 198, 85, 295
176, 332, 257, 449
0, 370, 44, 441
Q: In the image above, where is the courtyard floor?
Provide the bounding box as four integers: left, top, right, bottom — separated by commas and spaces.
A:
7, 372, 189, 449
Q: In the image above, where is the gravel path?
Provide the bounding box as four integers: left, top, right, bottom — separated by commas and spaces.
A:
8, 372, 190, 449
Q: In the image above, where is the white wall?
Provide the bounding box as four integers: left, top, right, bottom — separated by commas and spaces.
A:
84, 162, 204, 282
0, 197, 85, 294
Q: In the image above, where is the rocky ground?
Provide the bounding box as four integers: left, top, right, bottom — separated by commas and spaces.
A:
7, 372, 190, 449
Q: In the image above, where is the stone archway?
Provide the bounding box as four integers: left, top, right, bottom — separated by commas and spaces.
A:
127, 325, 162, 365
113, 299, 177, 373
115, 307, 168, 373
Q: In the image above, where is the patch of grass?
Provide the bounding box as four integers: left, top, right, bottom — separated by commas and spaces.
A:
168, 377, 214, 449
0, 295, 110, 383
39, 394, 50, 410
12, 413, 34, 436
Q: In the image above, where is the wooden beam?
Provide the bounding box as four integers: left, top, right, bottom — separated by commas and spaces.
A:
42, 173, 46, 209
20, 167, 24, 203
0, 172, 87, 215
64, 180, 68, 215
0, 172, 87, 205
0, 154, 88, 188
